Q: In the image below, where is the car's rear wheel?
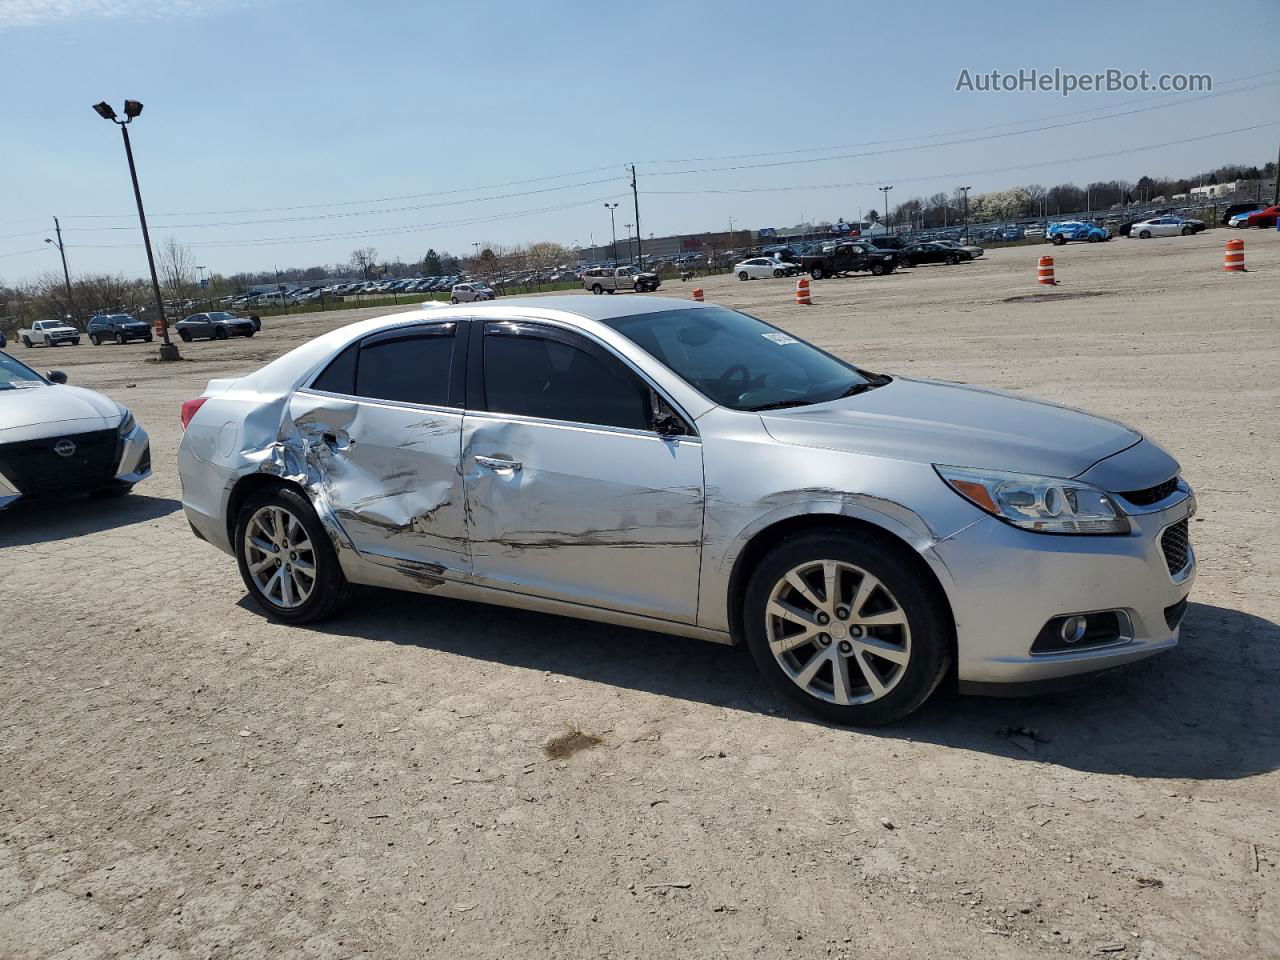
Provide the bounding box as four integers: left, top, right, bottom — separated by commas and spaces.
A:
1052, 235, 1066, 246
234, 486, 354, 624
810, 266, 825, 280
738, 271, 749, 281
591, 284, 603, 295
743, 531, 952, 725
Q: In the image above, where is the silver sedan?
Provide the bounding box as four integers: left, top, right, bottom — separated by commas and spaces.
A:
177, 296, 1195, 724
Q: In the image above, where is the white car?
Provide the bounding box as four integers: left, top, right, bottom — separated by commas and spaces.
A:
734, 257, 791, 281
0, 350, 150, 509
451, 283, 496, 304
1130, 216, 1203, 239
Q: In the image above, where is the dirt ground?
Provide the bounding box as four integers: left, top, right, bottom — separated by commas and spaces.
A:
2, 231, 1278, 960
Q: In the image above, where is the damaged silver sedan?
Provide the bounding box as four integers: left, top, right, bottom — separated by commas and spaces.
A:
177, 296, 1195, 724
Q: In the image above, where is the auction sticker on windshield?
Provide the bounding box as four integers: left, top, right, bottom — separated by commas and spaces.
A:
762, 332, 799, 345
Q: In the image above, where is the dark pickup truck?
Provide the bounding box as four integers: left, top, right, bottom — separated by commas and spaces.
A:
798, 240, 898, 280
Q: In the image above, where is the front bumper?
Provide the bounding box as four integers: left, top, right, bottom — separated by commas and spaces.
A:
0, 423, 151, 509
928, 489, 1195, 686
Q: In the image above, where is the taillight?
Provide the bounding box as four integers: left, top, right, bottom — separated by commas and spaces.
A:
180, 396, 208, 430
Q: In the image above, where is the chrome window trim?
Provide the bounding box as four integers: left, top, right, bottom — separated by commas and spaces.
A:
462, 406, 701, 444
299, 317, 464, 391
293, 386, 464, 417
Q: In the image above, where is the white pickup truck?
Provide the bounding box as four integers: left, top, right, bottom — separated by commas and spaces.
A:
18, 319, 81, 347
582, 265, 662, 294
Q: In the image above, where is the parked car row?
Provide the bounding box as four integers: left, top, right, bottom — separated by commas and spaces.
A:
1226, 204, 1279, 229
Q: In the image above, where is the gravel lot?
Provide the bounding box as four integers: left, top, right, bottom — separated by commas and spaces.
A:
2, 231, 1278, 960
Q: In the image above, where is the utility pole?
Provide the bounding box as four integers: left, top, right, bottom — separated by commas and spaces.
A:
624, 224, 634, 264
629, 164, 643, 266
604, 203, 619, 267
46, 217, 77, 326
1273, 140, 1279, 206
960, 186, 972, 243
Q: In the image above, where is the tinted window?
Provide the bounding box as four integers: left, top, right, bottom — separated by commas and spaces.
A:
355, 333, 455, 406
312, 341, 359, 394
600, 305, 873, 411
483, 332, 650, 431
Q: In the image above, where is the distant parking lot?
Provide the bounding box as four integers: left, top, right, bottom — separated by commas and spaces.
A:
3, 233, 1278, 959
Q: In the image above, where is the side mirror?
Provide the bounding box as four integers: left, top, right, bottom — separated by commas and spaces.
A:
47, 370, 68, 384
650, 390, 688, 437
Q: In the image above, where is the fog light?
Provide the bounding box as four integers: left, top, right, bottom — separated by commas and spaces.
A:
1060, 615, 1087, 644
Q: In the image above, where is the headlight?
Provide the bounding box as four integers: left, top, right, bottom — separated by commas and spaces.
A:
934, 465, 1129, 535
118, 410, 136, 436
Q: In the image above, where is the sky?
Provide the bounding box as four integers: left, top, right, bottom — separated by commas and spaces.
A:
2, 0, 1277, 282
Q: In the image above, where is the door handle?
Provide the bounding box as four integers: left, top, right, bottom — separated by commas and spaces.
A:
475, 455, 522, 473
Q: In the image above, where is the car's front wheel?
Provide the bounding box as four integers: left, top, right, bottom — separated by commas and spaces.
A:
773, 269, 784, 278
234, 486, 354, 624
1139, 230, 1151, 239
1052, 235, 1066, 246
116, 332, 126, 345
738, 271, 749, 281
90, 334, 101, 346
743, 531, 952, 725
179, 329, 192, 342
810, 266, 825, 280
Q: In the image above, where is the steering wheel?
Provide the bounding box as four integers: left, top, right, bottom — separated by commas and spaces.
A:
715, 364, 752, 401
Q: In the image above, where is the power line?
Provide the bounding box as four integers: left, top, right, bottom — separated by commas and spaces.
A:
636, 71, 1280, 165
0, 246, 51, 259
60, 163, 625, 220
644, 82, 1280, 179
60, 176, 627, 233
644, 121, 1280, 197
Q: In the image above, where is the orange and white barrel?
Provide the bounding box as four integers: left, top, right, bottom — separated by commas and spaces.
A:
1224, 238, 1245, 273
795, 277, 812, 305
691, 287, 704, 302
1037, 255, 1056, 286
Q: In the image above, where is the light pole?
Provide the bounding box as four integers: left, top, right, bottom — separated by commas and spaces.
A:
43, 217, 77, 327
879, 186, 893, 235
959, 186, 972, 243
604, 202, 619, 267
92, 100, 180, 360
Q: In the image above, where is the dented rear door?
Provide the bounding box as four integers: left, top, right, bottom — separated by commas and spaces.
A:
288, 321, 470, 580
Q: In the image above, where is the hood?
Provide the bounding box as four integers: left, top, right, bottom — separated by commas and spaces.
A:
0, 384, 122, 438
758, 377, 1140, 479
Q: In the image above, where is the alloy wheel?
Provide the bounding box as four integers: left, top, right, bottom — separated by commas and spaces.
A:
765, 559, 912, 705
243, 505, 317, 609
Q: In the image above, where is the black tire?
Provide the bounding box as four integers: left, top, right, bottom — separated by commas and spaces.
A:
233, 485, 355, 624
90, 334, 101, 346
244, 330, 255, 337
21, 337, 31, 348
144, 335, 153, 342
606, 288, 616, 294
116, 332, 126, 345
1052, 235, 1066, 246
450, 296, 459, 304
213, 327, 228, 340
773, 269, 784, 278
946, 254, 960, 265
1139, 230, 1151, 239
179, 330, 192, 342
591, 284, 603, 295
743, 530, 953, 725
738, 271, 749, 281
72, 339, 80, 346
810, 266, 825, 280
1181, 226, 1191, 236
870, 263, 886, 276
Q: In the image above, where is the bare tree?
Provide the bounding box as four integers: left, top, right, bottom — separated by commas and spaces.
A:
350, 247, 378, 280
157, 236, 196, 302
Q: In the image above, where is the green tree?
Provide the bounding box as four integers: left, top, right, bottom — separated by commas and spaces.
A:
423, 249, 442, 275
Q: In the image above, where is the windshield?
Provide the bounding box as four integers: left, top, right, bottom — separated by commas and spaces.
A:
0, 352, 46, 390
111, 314, 135, 322
208, 312, 236, 320
601, 305, 881, 411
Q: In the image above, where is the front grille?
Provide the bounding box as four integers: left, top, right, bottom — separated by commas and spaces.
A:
1161, 519, 1191, 575
1119, 476, 1179, 506
0, 429, 120, 496
1164, 598, 1189, 630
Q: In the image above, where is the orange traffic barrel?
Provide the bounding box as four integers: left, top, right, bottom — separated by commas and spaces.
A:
1224, 238, 1245, 272
795, 277, 812, 305
1037, 255, 1056, 285
692, 287, 704, 302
